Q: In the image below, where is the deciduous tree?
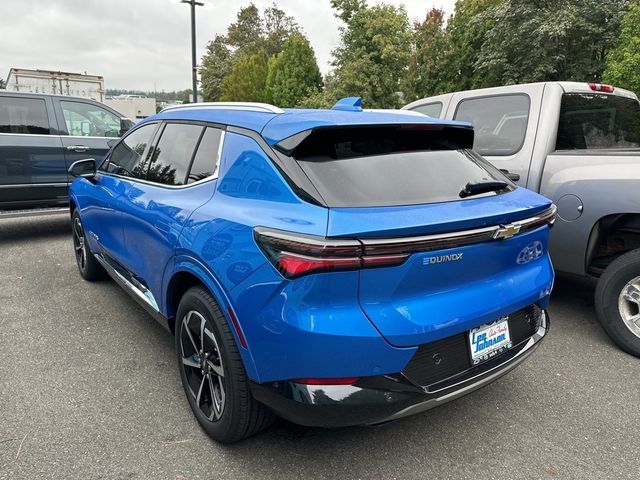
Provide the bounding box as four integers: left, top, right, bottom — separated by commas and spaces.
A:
329, 0, 412, 108
604, 1, 640, 94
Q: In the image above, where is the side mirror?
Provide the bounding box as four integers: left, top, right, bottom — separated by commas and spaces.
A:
69, 158, 96, 179
119, 117, 134, 137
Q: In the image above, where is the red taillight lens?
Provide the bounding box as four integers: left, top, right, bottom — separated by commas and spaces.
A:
254, 228, 409, 279
276, 252, 361, 278
588, 82, 615, 93
294, 377, 359, 385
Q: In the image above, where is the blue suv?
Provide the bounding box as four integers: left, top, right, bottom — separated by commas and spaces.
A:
68, 98, 555, 443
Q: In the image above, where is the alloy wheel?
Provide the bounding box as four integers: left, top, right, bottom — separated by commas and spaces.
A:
179, 310, 226, 421
72, 216, 86, 270
618, 275, 640, 339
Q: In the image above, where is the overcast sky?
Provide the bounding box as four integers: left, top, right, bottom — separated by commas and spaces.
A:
2, 0, 457, 92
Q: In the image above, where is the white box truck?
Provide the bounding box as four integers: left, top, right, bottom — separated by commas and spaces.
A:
5, 68, 105, 102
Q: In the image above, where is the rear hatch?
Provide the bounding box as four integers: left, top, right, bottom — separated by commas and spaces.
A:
275, 124, 554, 347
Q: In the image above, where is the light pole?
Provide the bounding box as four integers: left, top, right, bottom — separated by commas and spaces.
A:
181, 0, 204, 103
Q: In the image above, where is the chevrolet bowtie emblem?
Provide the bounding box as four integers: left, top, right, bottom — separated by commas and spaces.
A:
493, 223, 522, 239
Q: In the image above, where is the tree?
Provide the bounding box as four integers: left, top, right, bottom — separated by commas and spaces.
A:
226, 4, 264, 56
442, 0, 503, 91
199, 35, 232, 101
200, 3, 298, 102
266, 34, 322, 107
263, 4, 299, 56
474, 0, 628, 86
603, 2, 640, 94
220, 51, 270, 102
403, 8, 449, 101
328, 0, 413, 108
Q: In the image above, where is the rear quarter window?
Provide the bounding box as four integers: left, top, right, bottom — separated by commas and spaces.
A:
0, 96, 50, 135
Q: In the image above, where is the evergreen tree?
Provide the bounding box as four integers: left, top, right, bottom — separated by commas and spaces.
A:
220, 51, 270, 102
266, 34, 322, 107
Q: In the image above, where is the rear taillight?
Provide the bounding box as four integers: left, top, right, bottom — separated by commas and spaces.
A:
588, 82, 615, 93
254, 205, 556, 280
253, 228, 409, 279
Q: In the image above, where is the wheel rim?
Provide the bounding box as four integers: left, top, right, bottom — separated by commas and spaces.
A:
179, 310, 226, 421
72, 217, 86, 271
618, 275, 640, 339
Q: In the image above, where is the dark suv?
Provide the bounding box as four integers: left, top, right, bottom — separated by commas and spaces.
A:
0, 91, 132, 212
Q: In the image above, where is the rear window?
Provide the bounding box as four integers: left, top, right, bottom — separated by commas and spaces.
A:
556, 94, 640, 150
454, 94, 530, 156
288, 126, 509, 207
0, 96, 50, 135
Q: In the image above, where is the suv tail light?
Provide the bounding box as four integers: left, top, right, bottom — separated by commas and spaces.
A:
588, 83, 615, 93
254, 205, 555, 280
253, 228, 409, 279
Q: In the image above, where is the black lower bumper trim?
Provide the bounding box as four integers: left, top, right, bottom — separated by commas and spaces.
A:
251, 310, 548, 428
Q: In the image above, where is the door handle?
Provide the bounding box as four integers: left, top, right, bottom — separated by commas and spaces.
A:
67, 145, 89, 152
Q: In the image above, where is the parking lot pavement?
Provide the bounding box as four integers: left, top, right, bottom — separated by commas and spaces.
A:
0, 215, 638, 480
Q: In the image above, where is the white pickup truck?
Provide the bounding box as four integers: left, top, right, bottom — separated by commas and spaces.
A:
405, 82, 640, 357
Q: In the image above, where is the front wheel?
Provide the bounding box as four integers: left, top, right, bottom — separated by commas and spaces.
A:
595, 249, 640, 357
175, 286, 273, 443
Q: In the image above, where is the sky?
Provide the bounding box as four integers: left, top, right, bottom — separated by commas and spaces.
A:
1, 0, 457, 92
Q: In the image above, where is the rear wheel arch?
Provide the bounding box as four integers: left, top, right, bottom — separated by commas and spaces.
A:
165, 265, 261, 382
586, 213, 640, 276
165, 271, 205, 334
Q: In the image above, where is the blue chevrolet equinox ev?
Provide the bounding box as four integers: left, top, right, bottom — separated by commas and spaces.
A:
68, 97, 555, 443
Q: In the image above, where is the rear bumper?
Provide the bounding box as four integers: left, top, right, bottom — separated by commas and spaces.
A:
251, 310, 548, 427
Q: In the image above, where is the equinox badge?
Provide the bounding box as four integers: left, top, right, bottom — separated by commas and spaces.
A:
423, 253, 464, 265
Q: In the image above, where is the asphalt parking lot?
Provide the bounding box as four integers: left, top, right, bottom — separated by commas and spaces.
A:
1, 215, 638, 480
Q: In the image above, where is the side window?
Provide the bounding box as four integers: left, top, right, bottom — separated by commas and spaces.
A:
103, 123, 157, 179
146, 123, 204, 185
454, 94, 530, 156
188, 127, 223, 183
411, 102, 442, 118
60, 101, 121, 137
0, 97, 50, 134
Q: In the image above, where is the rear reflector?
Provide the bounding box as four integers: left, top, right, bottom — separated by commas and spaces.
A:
294, 377, 359, 385
588, 83, 615, 93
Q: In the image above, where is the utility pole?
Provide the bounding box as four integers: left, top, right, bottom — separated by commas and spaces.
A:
181, 0, 204, 103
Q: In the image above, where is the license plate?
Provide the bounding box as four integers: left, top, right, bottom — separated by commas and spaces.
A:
468, 317, 512, 365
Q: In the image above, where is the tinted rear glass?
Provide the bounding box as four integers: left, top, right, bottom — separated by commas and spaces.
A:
556, 94, 640, 150
0, 96, 50, 135
290, 127, 507, 207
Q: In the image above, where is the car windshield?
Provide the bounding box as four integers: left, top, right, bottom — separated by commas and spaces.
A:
556, 93, 640, 150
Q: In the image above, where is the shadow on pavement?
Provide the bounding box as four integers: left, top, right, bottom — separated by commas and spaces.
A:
0, 215, 71, 244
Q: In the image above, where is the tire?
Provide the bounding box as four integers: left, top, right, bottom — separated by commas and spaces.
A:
595, 248, 640, 357
175, 286, 273, 443
71, 210, 105, 281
